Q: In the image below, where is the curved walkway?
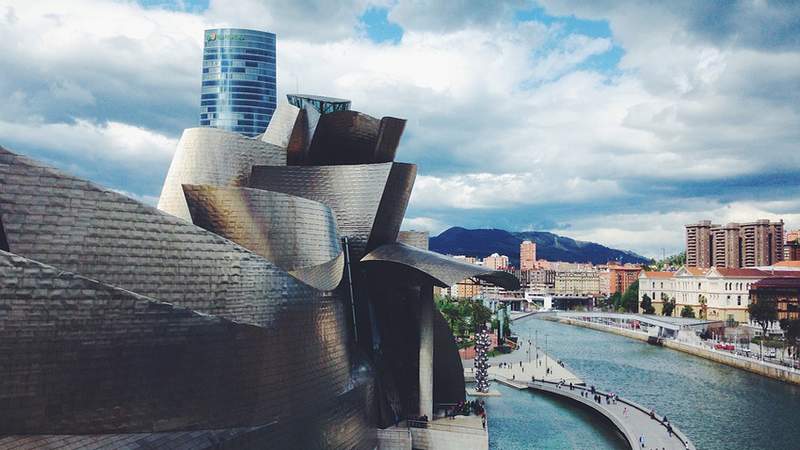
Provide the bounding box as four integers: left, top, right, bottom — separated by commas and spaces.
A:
495, 374, 694, 450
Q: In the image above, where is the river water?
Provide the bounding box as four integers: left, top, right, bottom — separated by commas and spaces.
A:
485, 316, 800, 450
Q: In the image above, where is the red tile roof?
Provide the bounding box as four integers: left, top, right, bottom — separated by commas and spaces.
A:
641, 271, 674, 279
715, 268, 768, 277
684, 267, 708, 276
752, 277, 800, 289
775, 261, 800, 267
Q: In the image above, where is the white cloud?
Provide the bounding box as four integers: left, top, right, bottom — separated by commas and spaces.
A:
1, 0, 798, 257
402, 216, 450, 235
562, 199, 800, 258
411, 172, 622, 209
0, 119, 177, 166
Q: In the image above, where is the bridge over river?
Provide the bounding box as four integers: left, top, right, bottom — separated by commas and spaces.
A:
483, 315, 800, 450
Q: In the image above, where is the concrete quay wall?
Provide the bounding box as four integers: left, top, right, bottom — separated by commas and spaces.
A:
665, 339, 800, 385
528, 382, 635, 450
549, 315, 800, 386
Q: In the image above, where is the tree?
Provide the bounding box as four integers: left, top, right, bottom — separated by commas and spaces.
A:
680, 305, 696, 318
620, 280, 639, 313
661, 293, 676, 317
609, 292, 622, 311
749, 298, 778, 359
781, 319, 800, 362
698, 294, 708, 320
469, 301, 492, 333
640, 293, 655, 314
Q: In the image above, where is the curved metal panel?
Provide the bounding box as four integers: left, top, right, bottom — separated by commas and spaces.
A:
0, 213, 8, 252
374, 117, 406, 163
361, 242, 521, 290
367, 162, 416, 252
182, 185, 344, 290
260, 100, 301, 149
433, 308, 466, 405
0, 250, 376, 450
157, 127, 286, 221
289, 253, 346, 292
306, 111, 407, 165
248, 162, 416, 260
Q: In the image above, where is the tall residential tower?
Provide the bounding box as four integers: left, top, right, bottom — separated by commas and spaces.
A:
520, 240, 537, 270
686, 219, 784, 268
199, 28, 276, 137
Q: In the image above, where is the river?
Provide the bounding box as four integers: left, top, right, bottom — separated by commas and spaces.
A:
484, 316, 800, 450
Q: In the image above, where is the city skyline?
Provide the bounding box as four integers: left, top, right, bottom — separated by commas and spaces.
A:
1, 0, 799, 258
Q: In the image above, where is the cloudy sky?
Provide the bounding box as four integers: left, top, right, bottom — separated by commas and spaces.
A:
1, 0, 799, 258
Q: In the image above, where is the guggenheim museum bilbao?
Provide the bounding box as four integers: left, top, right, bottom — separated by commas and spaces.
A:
0, 28, 517, 450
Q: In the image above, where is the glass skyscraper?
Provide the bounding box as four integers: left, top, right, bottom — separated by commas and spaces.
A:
199, 28, 276, 137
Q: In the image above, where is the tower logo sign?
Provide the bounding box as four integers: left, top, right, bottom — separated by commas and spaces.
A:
206, 32, 245, 43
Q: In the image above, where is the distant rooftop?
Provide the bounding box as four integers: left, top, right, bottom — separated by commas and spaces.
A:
286, 94, 351, 115
641, 271, 675, 278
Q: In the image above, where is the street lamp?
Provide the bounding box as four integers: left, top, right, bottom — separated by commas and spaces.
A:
545, 334, 549, 375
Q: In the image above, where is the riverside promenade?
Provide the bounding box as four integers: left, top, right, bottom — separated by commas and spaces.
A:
483, 314, 694, 450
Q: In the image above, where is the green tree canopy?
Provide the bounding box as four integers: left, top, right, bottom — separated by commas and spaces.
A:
661, 293, 676, 316
750, 299, 778, 358
640, 293, 655, 314
621, 280, 639, 313
680, 304, 695, 318
749, 299, 778, 335
780, 318, 800, 360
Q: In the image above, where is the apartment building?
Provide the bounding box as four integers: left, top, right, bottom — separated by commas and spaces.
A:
607, 264, 642, 295
554, 270, 601, 296
520, 240, 537, 270
483, 253, 510, 270
686, 219, 784, 268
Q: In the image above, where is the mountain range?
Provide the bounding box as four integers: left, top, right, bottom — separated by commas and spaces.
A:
428, 227, 651, 267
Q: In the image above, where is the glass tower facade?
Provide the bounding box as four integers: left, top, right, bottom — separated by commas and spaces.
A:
199, 28, 276, 137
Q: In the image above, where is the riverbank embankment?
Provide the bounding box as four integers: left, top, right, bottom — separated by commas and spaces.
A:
550, 314, 800, 386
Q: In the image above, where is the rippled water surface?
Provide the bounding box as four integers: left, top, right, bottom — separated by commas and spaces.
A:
486, 383, 626, 450
486, 317, 800, 450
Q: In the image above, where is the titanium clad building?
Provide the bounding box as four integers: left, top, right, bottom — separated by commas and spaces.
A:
199, 28, 276, 137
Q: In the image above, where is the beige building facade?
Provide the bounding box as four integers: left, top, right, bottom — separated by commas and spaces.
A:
555, 270, 601, 296
483, 253, 509, 270
639, 267, 767, 323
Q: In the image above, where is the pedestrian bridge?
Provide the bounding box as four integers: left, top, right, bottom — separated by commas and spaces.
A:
555, 311, 720, 335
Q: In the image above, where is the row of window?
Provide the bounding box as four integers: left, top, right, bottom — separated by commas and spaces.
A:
201, 79, 273, 88
202, 118, 270, 127
201, 99, 276, 108
203, 67, 274, 76
204, 47, 274, 57
203, 53, 275, 63
200, 105, 275, 114
202, 76, 276, 85
203, 59, 275, 69
200, 112, 270, 122
202, 85, 274, 95
205, 40, 274, 49
649, 280, 753, 291
201, 92, 273, 101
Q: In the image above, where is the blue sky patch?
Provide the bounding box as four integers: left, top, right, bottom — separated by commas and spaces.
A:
360, 6, 403, 44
